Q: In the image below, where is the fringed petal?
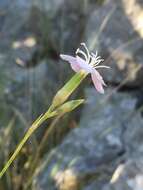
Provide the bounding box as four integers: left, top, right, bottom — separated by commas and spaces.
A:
60, 54, 81, 72
91, 69, 105, 94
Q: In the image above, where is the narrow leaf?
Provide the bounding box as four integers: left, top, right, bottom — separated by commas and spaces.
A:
53, 99, 85, 115
50, 71, 87, 110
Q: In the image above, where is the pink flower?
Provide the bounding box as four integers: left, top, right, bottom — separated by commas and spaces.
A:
60, 43, 109, 94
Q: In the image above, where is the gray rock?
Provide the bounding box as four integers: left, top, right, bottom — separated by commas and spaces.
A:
0, 0, 86, 67
1, 56, 72, 124
103, 157, 143, 190
84, 0, 143, 87
0, 0, 87, 125
32, 88, 143, 190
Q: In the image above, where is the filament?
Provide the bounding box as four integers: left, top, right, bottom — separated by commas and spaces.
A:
76, 48, 88, 62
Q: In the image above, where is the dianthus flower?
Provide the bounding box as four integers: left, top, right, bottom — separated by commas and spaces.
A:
60, 43, 109, 93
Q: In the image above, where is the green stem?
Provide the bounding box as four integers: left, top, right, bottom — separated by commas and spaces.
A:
24, 114, 63, 190
0, 111, 54, 178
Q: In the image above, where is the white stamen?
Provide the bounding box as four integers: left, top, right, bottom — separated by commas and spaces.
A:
76, 48, 88, 62
95, 65, 110, 69
95, 56, 102, 60
92, 59, 104, 66
80, 43, 90, 63
91, 52, 98, 58
76, 43, 109, 70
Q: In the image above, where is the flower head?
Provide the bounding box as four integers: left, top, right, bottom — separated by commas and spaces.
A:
60, 43, 109, 94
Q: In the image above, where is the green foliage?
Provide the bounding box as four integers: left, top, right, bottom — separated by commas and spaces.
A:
50, 71, 87, 110
0, 71, 87, 178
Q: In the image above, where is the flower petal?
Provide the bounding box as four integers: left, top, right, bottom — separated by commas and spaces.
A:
93, 68, 106, 86
76, 56, 93, 73
91, 69, 105, 94
60, 54, 81, 72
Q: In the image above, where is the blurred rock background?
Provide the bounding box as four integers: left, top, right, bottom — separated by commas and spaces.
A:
0, 0, 143, 189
